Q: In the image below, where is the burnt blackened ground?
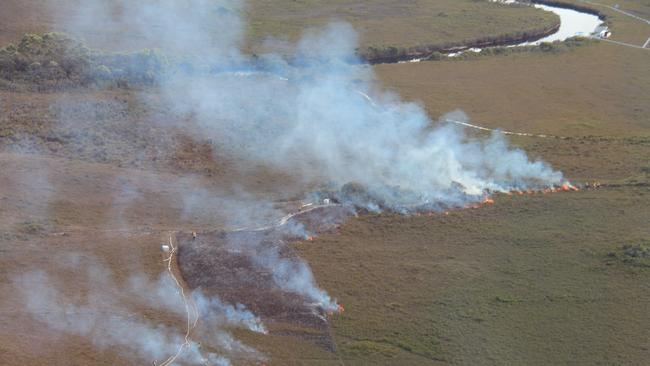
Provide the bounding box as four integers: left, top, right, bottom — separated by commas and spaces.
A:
177, 205, 354, 353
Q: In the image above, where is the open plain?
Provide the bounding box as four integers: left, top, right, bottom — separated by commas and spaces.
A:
0, 0, 648, 365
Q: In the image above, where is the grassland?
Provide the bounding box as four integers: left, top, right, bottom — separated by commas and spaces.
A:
245, 0, 559, 58
0, 0, 649, 365
301, 187, 650, 365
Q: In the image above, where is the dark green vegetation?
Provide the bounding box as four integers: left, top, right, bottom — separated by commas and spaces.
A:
0, 33, 167, 90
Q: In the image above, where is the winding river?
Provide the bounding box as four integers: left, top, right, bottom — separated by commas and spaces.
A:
522, 2, 607, 44
416, 1, 608, 60
494, 1, 606, 42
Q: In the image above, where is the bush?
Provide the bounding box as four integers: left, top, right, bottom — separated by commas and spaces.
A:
0, 33, 168, 89
93, 64, 112, 80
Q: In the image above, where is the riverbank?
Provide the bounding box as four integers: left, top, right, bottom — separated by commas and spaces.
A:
362, 23, 560, 64
365, 0, 608, 63
532, 0, 607, 20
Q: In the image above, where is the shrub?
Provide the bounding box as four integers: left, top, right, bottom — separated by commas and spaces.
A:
0, 33, 168, 89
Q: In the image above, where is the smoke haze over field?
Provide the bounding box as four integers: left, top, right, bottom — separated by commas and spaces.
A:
9, 0, 567, 364
49, 0, 563, 209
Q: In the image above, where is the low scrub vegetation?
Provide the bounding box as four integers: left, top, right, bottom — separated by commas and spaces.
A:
0, 33, 168, 90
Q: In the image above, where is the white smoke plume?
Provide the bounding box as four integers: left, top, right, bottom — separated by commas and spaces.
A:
193, 289, 267, 334
168, 51, 563, 210
255, 244, 338, 311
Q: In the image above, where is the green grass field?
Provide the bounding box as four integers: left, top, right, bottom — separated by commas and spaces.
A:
301, 186, 649, 365
245, 0, 558, 54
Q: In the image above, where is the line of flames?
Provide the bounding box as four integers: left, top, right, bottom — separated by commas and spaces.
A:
412, 182, 600, 217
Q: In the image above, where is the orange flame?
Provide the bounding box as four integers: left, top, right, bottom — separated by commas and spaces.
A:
306, 236, 315, 241
509, 182, 580, 196
560, 183, 580, 192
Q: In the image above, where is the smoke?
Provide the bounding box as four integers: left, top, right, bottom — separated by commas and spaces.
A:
255, 244, 338, 311
154, 15, 562, 211
45, 1, 563, 210
193, 289, 267, 335
14, 256, 266, 365
10, 0, 567, 362
181, 184, 285, 230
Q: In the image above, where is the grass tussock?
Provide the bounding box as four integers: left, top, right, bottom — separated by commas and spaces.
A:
607, 243, 650, 268
343, 340, 400, 357
16, 219, 47, 235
